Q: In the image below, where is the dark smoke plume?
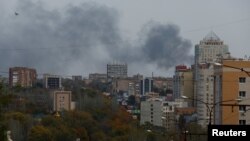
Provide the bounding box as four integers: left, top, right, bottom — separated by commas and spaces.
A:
0, 0, 121, 76
0, 0, 193, 77
138, 22, 193, 70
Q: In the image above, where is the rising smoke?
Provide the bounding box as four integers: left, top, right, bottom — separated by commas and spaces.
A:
139, 22, 193, 70
0, 0, 193, 77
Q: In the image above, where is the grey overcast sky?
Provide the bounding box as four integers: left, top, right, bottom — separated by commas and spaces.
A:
0, 0, 249, 77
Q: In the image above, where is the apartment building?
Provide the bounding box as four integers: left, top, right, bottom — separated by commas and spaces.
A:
107, 63, 127, 78
51, 91, 73, 111
140, 98, 187, 130
214, 58, 250, 125
9, 67, 37, 88
173, 65, 193, 106
44, 74, 62, 89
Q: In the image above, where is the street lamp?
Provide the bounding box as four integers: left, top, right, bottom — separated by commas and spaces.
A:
147, 129, 152, 132
181, 96, 242, 141
183, 130, 188, 141
181, 95, 242, 125
162, 116, 209, 141
214, 62, 250, 77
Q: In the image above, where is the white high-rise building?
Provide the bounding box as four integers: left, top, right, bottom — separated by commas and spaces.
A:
196, 63, 215, 126
195, 31, 229, 64
194, 31, 229, 127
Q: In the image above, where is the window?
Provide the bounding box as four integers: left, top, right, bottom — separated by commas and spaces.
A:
163, 103, 169, 106
239, 91, 246, 97
239, 105, 246, 112
239, 120, 246, 125
239, 77, 246, 83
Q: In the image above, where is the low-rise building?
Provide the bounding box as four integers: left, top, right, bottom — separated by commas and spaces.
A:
51, 90, 75, 111
140, 98, 188, 130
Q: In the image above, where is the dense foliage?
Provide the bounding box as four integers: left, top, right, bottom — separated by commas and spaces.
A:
0, 80, 206, 141
0, 82, 153, 141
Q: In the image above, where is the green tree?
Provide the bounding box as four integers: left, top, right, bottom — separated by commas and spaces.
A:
75, 127, 89, 141
146, 132, 157, 141
41, 115, 62, 127
0, 82, 3, 95
0, 95, 13, 108
28, 125, 52, 141
52, 125, 76, 141
91, 131, 106, 141
0, 122, 7, 141
5, 112, 33, 141
13, 84, 23, 93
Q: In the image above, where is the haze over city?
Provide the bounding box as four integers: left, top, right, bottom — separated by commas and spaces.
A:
1, 1, 250, 141
0, 0, 249, 77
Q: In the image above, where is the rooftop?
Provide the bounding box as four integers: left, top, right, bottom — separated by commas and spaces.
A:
203, 31, 220, 41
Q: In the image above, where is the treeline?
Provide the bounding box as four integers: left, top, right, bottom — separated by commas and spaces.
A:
0, 85, 158, 141
0, 79, 183, 141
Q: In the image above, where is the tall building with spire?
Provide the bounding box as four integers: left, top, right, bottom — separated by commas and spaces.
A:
194, 31, 230, 126
195, 31, 229, 64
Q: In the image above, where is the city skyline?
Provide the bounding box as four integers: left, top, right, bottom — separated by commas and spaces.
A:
0, 0, 249, 77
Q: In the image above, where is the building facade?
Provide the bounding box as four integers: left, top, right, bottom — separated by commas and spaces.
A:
52, 91, 72, 111
153, 77, 173, 90
140, 98, 188, 130
9, 67, 37, 88
196, 63, 215, 126
140, 77, 153, 96
44, 74, 62, 89
214, 59, 250, 125
89, 73, 107, 80
140, 98, 163, 127
112, 77, 142, 96
173, 65, 193, 106
194, 31, 229, 127
194, 31, 229, 64
107, 63, 127, 78
72, 75, 82, 81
